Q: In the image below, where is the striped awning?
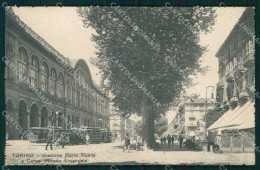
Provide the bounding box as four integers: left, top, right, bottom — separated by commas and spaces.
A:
207, 101, 255, 131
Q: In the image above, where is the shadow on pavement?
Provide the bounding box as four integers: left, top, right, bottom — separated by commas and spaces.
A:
156, 143, 201, 152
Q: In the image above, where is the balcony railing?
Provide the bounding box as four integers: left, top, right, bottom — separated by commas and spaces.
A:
243, 53, 254, 68
226, 72, 234, 83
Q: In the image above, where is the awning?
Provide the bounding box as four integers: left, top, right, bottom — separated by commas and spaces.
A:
207, 101, 255, 131
222, 102, 255, 130
207, 104, 242, 130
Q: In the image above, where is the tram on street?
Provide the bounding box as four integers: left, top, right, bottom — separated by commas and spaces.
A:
100, 128, 113, 143
28, 126, 111, 145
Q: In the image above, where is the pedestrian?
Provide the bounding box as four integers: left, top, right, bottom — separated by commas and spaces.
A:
123, 134, 130, 153
163, 136, 166, 145
60, 132, 65, 149
171, 135, 174, 146
207, 130, 216, 152
179, 135, 183, 148
136, 134, 141, 151
55, 131, 60, 141
167, 134, 171, 148
45, 129, 53, 150
160, 136, 163, 145
85, 133, 90, 146
214, 134, 223, 153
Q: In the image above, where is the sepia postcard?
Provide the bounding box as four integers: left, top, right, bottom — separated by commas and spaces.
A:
3, 4, 256, 166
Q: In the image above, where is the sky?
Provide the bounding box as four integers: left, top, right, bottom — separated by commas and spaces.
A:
12, 6, 246, 123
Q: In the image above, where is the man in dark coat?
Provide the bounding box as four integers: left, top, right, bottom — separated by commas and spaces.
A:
163, 136, 167, 145
160, 137, 164, 145
46, 130, 53, 150
171, 135, 175, 146
60, 132, 65, 149
179, 135, 183, 148
167, 134, 171, 148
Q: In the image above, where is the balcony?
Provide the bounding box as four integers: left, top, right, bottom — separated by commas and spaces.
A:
223, 101, 231, 110
230, 97, 239, 108
217, 81, 224, 89
216, 104, 224, 112
243, 53, 254, 68
239, 91, 249, 103
226, 72, 234, 83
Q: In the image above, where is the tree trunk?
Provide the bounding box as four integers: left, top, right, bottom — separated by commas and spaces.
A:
141, 94, 148, 141
149, 114, 156, 148
141, 95, 156, 149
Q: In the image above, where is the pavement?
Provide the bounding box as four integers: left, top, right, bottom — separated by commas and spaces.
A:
4, 140, 255, 165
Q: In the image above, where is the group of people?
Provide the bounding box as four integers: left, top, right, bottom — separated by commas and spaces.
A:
160, 134, 174, 148
122, 134, 144, 152
45, 130, 66, 150
160, 134, 184, 148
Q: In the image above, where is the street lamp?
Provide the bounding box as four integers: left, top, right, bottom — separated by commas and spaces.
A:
205, 86, 214, 139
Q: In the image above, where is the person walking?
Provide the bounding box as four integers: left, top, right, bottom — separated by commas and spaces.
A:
45, 130, 53, 150
207, 130, 217, 152
163, 136, 167, 145
171, 135, 175, 146
160, 136, 163, 145
167, 134, 171, 148
123, 134, 130, 152
60, 132, 65, 149
214, 135, 223, 153
136, 134, 141, 151
85, 133, 90, 146
179, 135, 183, 148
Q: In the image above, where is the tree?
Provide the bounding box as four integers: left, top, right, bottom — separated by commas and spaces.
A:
77, 6, 216, 147
134, 116, 168, 138
206, 108, 225, 128
154, 116, 168, 137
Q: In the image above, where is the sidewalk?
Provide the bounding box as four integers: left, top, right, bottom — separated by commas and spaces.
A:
5, 140, 255, 165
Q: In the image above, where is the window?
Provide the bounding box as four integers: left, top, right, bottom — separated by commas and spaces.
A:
18, 47, 28, 82
189, 117, 196, 121
5, 44, 13, 80
50, 68, 56, 95
57, 72, 64, 98
41, 62, 48, 92
30, 55, 39, 87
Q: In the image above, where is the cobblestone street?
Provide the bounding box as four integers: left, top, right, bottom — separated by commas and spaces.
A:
5, 140, 255, 165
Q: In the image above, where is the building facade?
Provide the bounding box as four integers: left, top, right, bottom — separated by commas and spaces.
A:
110, 113, 126, 140
209, 7, 255, 152
216, 8, 255, 106
110, 113, 135, 140
182, 98, 215, 139
5, 8, 110, 140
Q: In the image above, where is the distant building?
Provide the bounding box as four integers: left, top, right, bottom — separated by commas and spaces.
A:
110, 113, 135, 140
208, 8, 255, 152
182, 98, 216, 140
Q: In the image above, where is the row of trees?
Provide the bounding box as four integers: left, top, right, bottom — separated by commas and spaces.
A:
78, 6, 216, 147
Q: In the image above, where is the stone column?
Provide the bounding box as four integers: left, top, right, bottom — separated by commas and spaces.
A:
38, 114, 41, 127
